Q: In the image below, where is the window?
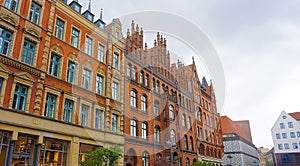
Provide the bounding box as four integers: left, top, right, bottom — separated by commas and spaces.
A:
112, 82, 118, 100
130, 90, 137, 108
154, 101, 159, 117
293, 143, 298, 149
0, 27, 13, 56
85, 36, 93, 56
196, 109, 201, 121
278, 144, 283, 150
184, 135, 188, 149
44, 93, 57, 118
297, 131, 300, 137
40, 138, 68, 166
187, 116, 191, 130
142, 151, 149, 166
199, 128, 203, 139
95, 109, 102, 130
96, 75, 103, 95
170, 129, 176, 144
282, 133, 287, 139
182, 114, 186, 128
12, 83, 28, 111
112, 114, 118, 133
55, 18, 65, 40
141, 95, 147, 112
0, 78, 3, 93
282, 154, 292, 164
169, 105, 174, 120
290, 132, 296, 138
189, 137, 193, 150
127, 64, 131, 77
4, 0, 19, 12
113, 52, 119, 69
21, 39, 36, 65
132, 67, 137, 81
154, 126, 160, 142
67, 61, 76, 83
284, 143, 290, 149
276, 133, 281, 139
81, 104, 89, 126
141, 122, 148, 139
49, 53, 61, 77
296, 154, 300, 163
280, 123, 285, 129
130, 119, 137, 137
288, 122, 293, 128
140, 71, 144, 84
145, 75, 149, 87
71, 28, 80, 48
98, 44, 105, 62
185, 158, 190, 166
63, 99, 73, 123
82, 69, 91, 90
29, 2, 41, 24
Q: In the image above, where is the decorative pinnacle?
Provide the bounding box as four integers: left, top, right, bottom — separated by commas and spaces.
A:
100, 8, 103, 20
88, 0, 91, 12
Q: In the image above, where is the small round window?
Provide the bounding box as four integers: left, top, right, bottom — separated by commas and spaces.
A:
282, 115, 287, 119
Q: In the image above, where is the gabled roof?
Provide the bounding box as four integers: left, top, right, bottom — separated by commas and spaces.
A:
289, 112, 300, 121
220, 116, 252, 143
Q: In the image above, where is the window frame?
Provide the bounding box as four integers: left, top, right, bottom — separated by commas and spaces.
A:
98, 43, 105, 62
4, 0, 19, 12
29, 1, 42, 25
12, 83, 28, 111
71, 27, 80, 48
49, 52, 61, 77
55, 17, 65, 40
85, 35, 93, 56
21, 39, 36, 65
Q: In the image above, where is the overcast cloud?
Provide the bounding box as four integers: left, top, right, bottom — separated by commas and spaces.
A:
74, 0, 300, 149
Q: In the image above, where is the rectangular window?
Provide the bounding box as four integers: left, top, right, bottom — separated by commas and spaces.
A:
44, 93, 57, 119
112, 82, 118, 100
284, 143, 290, 149
71, 28, 80, 48
98, 44, 105, 62
282, 154, 292, 164
12, 83, 28, 111
280, 123, 285, 129
293, 143, 298, 149
0, 27, 13, 56
276, 133, 281, 139
113, 52, 119, 69
82, 69, 91, 90
85, 36, 93, 56
67, 61, 76, 83
112, 114, 118, 133
288, 122, 294, 128
81, 104, 89, 126
290, 132, 296, 138
4, 0, 19, 12
21, 39, 36, 65
96, 75, 103, 95
282, 133, 287, 139
95, 109, 102, 130
55, 18, 65, 40
40, 138, 68, 166
278, 144, 283, 150
0, 131, 10, 166
297, 131, 300, 137
49, 53, 61, 77
29, 2, 41, 24
63, 99, 73, 123
0, 78, 3, 93
145, 74, 149, 87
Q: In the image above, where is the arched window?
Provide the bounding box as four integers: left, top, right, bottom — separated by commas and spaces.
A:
196, 108, 201, 121
187, 116, 192, 130
169, 105, 174, 120
142, 151, 149, 166
156, 153, 162, 159
154, 100, 159, 117
141, 122, 148, 139
141, 95, 147, 112
200, 144, 205, 155
154, 126, 160, 142
130, 90, 137, 108
189, 136, 193, 151
140, 71, 144, 84
127, 63, 131, 77
185, 158, 190, 166
133, 66, 137, 81
184, 135, 188, 149
182, 114, 186, 128
170, 129, 176, 144
206, 147, 209, 156
145, 74, 149, 87
130, 119, 137, 137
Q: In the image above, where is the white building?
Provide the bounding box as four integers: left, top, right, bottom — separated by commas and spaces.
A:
271, 111, 300, 165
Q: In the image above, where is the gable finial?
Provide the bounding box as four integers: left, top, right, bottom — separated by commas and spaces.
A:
88, 0, 91, 12
100, 8, 103, 20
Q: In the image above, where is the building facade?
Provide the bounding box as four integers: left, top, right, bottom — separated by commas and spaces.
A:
220, 116, 259, 166
0, 0, 125, 165
271, 111, 300, 165
123, 21, 223, 166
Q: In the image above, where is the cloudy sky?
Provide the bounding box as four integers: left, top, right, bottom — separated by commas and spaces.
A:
74, 0, 300, 149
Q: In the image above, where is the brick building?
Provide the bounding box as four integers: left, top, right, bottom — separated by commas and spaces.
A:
0, 0, 125, 165
124, 21, 223, 166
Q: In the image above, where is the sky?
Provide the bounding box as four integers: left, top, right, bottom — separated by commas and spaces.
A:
73, 0, 300, 149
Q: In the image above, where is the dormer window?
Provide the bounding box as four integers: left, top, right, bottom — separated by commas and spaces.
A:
69, 1, 82, 13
